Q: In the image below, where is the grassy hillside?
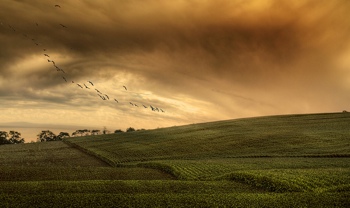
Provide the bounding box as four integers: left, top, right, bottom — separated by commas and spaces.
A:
67, 112, 350, 162
64, 112, 350, 192
1, 112, 349, 207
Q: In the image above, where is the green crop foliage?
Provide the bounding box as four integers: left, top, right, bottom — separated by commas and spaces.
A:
0, 112, 349, 207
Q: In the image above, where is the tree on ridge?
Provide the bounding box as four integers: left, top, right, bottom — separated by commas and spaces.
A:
37, 130, 58, 142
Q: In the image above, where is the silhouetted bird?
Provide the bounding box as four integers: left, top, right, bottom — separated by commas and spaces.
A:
129, 102, 134, 106
160, 109, 164, 113
62, 76, 67, 82
123, 86, 127, 90
143, 105, 147, 108
55, 5, 61, 8
98, 94, 106, 100
84, 84, 90, 89
77, 84, 83, 88
95, 89, 102, 94
150, 105, 155, 111
44, 54, 50, 57
59, 24, 67, 28
114, 99, 118, 103
105, 94, 109, 99
88, 81, 94, 86
31, 39, 39, 45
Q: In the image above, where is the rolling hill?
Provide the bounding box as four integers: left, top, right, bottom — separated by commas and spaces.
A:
1, 112, 349, 207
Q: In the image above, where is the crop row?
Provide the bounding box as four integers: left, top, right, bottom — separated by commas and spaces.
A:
0, 166, 173, 181
1, 192, 349, 208
0, 180, 261, 194
138, 158, 350, 179
137, 160, 350, 192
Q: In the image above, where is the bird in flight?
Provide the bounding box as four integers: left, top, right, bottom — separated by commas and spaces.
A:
123, 86, 127, 90
77, 84, 83, 88
98, 94, 106, 100
44, 54, 50, 57
95, 89, 102, 94
104, 94, 109, 100
143, 105, 148, 108
62, 76, 67, 82
59, 24, 67, 28
84, 84, 90, 89
114, 99, 118, 103
88, 81, 94, 86
55, 5, 61, 8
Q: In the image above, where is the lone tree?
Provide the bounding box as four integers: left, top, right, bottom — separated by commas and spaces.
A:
37, 130, 58, 142
9, 131, 24, 144
57, 132, 70, 140
126, 127, 135, 132
114, 129, 124, 133
103, 126, 109, 134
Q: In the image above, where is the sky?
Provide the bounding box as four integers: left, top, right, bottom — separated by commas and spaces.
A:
1, 0, 350, 141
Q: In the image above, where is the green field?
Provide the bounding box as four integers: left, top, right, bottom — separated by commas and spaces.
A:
1, 112, 349, 207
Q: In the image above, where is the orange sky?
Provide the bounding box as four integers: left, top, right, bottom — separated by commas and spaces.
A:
1, 0, 350, 141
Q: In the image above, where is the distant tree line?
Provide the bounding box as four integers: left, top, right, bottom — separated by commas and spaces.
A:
37, 127, 145, 142
37, 130, 70, 142
1, 127, 144, 145
0, 131, 25, 145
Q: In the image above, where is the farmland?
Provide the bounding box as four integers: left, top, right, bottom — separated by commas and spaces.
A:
1, 112, 350, 207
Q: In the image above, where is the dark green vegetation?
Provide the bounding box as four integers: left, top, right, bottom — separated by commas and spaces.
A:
1, 112, 349, 207
0, 131, 24, 145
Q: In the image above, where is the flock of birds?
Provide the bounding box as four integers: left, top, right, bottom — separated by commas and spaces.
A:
2, 3, 166, 113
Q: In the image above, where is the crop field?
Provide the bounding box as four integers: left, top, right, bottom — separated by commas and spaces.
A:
0, 141, 174, 181
67, 112, 350, 162
1, 112, 349, 207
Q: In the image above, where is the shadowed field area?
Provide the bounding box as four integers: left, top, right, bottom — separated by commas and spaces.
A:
0, 141, 174, 181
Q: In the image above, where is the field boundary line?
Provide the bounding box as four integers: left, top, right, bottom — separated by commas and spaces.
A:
62, 139, 116, 167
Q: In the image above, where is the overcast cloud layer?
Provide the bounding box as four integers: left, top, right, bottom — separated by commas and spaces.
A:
1, 0, 350, 140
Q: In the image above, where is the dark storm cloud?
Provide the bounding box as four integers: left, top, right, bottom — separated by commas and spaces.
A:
1, 0, 350, 124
